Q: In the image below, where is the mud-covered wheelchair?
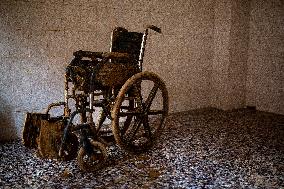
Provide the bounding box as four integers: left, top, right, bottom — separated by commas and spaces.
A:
22, 25, 169, 172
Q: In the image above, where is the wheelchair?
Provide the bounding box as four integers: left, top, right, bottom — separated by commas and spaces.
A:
22, 25, 169, 172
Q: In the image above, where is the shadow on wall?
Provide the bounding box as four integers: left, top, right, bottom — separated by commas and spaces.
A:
0, 97, 17, 142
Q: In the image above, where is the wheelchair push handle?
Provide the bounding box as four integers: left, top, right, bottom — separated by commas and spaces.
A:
146, 25, 162, 33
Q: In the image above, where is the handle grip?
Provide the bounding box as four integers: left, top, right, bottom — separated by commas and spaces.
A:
146, 25, 162, 33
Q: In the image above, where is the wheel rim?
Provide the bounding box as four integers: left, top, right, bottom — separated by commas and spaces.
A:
112, 71, 169, 152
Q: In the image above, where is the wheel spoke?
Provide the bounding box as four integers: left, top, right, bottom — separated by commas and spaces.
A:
134, 83, 144, 110
145, 83, 159, 111
120, 99, 135, 136
118, 111, 143, 117
148, 110, 165, 115
124, 84, 144, 141
121, 115, 133, 135
143, 115, 152, 141
127, 116, 143, 142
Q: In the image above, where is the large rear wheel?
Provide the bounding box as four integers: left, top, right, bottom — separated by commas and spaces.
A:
112, 71, 169, 153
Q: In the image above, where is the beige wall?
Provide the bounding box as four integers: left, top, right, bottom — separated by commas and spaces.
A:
0, 0, 283, 141
211, 0, 250, 110
247, 0, 284, 114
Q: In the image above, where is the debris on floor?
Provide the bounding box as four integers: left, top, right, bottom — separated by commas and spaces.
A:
1, 108, 283, 188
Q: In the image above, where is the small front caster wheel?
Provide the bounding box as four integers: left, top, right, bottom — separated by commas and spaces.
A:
77, 140, 107, 172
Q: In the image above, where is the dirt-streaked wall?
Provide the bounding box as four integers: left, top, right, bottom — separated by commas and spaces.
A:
247, 0, 284, 114
211, 0, 250, 110
0, 0, 283, 141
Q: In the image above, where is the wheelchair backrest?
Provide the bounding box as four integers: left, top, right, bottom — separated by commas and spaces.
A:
110, 27, 143, 63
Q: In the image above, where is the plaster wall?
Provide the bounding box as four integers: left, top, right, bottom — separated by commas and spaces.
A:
211, 0, 250, 110
247, 0, 284, 114
0, 0, 283, 141
0, 0, 214, 141
211, 0, 232, 110
228, 0, 250, 109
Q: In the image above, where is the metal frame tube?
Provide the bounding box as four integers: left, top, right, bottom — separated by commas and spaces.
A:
138, 28, 149, 71
64, 73, 70, 117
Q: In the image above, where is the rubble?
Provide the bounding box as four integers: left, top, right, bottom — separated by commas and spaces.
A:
1, 108, 283, 188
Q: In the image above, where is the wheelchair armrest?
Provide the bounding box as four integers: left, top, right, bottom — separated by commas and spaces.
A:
73, 50, 132, 62
73, 50, 103, 59
102, 52, 131, 59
